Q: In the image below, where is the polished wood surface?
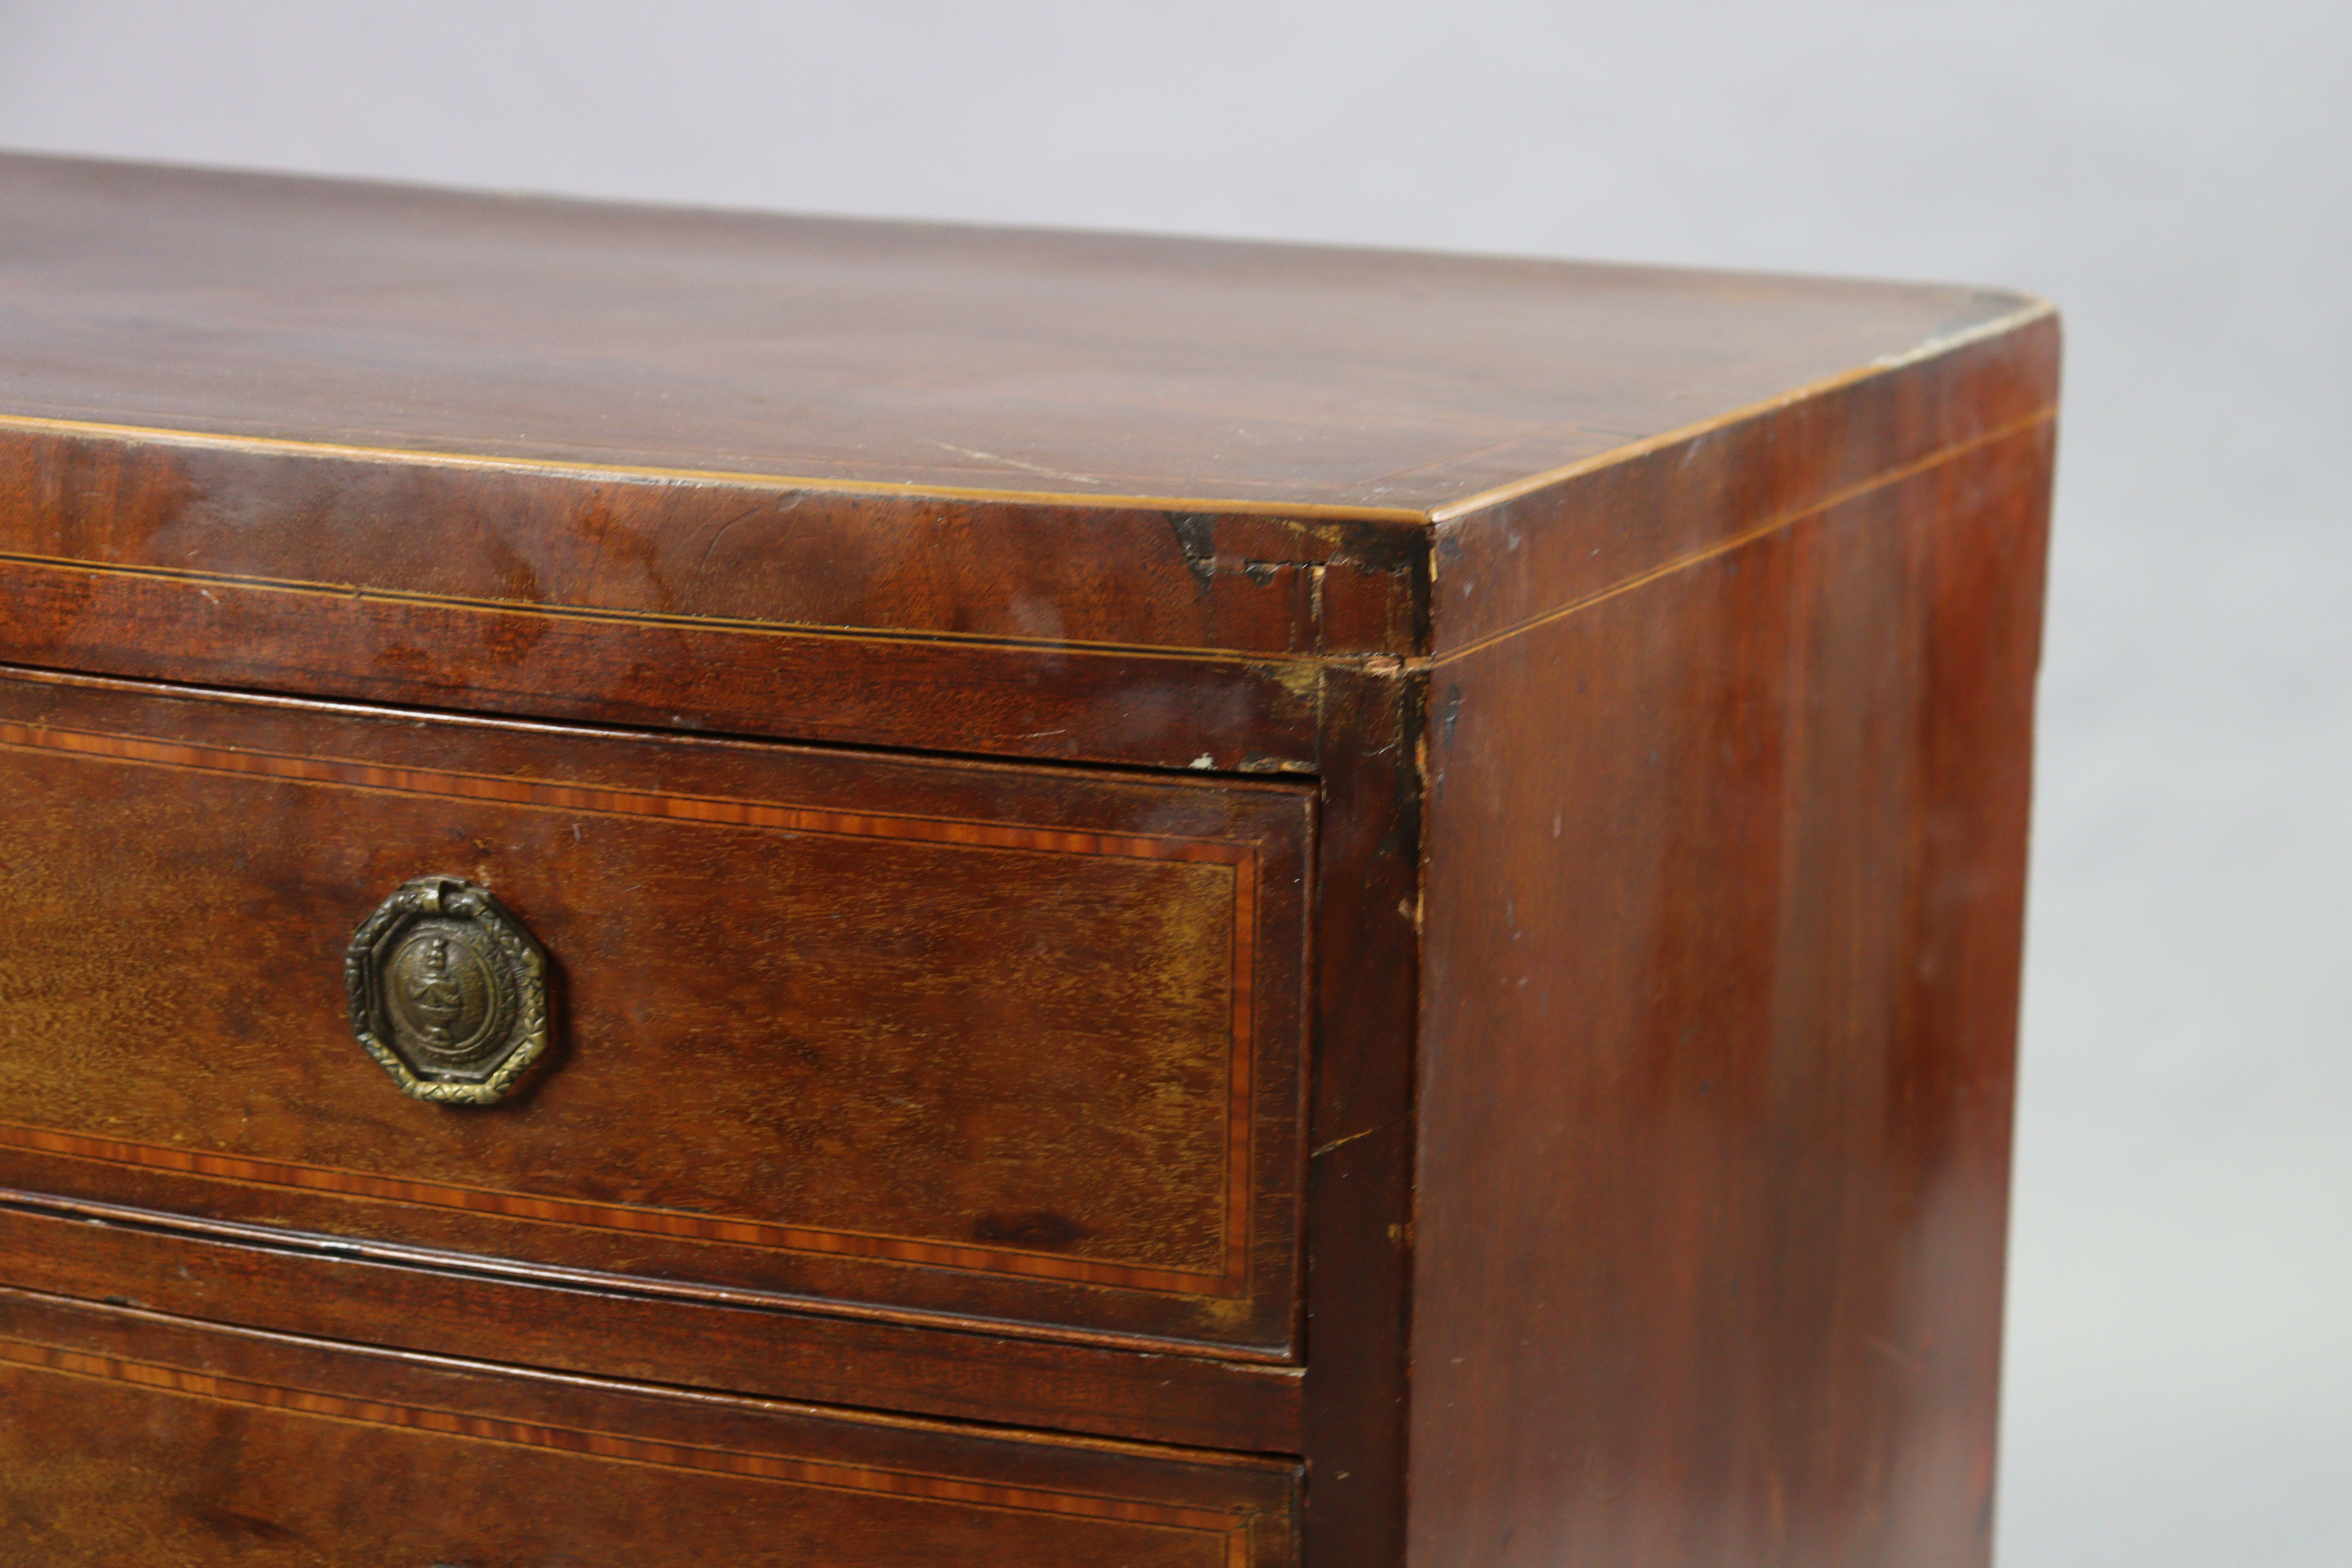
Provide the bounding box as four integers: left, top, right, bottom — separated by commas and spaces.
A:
1, 152, 2027, 514
0, 1200, 1304, 1454
0, 421, 1427, 662
0, 1289, 1299, 1567
0, 154, 2059, 1567
0, 667, 1307, 1355
0, 546, 1327, 772
1427, 318, 2057, 655
1408, 406, 2054, 1564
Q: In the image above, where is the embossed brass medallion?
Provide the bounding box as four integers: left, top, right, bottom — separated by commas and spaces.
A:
346, 877, 549, 1104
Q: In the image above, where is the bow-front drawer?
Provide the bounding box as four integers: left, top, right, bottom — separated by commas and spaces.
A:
0, 667, 1308, 1360
0, 1288, 1300, 1567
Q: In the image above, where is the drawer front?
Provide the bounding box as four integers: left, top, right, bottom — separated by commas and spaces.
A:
0, 668, 1308, 1355
0, 1289, 1299, 1567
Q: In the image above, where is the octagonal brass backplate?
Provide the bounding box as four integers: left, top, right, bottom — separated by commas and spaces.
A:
345, 876, 550, 1105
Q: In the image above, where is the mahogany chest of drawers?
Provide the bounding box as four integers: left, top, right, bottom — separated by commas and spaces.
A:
0, 153, 2056, 1567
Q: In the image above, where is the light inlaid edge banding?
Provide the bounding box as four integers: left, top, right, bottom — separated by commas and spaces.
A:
1428, 408, 2058, 668
0, 1334, 1264, 1547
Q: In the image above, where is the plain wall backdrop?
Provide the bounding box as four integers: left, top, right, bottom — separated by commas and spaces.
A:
2, 4, 2345, 1563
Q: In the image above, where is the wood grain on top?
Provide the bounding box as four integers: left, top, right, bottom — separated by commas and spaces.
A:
0, 153, 2034, 517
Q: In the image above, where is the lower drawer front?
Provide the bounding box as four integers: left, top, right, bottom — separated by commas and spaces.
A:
0, 1290, 1298, 1568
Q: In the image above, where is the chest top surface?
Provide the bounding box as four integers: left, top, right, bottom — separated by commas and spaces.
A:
1, 153, 2030, 520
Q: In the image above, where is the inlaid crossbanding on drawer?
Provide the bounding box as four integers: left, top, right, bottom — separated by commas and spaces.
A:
0, 668, 1309, 1356
0, 1289, 1300, 1567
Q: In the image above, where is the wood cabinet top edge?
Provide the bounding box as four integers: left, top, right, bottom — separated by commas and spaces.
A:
1423, 296, 2057, 525
1, 151, 2039, 520
1422, 306, 2062, 661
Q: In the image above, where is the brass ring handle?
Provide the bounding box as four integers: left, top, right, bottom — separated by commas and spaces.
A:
345, 876, 550, 1105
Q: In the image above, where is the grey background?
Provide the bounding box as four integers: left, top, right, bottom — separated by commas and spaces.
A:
2, 3, 2344, 1563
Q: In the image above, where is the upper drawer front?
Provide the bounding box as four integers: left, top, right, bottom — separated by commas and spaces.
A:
0, 669, 1308, 1356
0, 1289, 1300, 1568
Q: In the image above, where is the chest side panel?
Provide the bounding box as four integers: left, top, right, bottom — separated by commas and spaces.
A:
1410, 384, 2053, 1566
